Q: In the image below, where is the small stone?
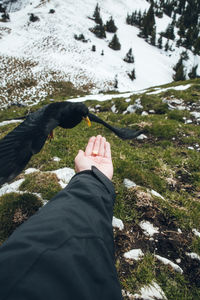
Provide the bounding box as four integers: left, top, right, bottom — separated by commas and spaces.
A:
136, 134, 148, 140
141, 111, 148, 116
112, 216, 124, 230
185, 119, 193, 124
123, 178, 137, 188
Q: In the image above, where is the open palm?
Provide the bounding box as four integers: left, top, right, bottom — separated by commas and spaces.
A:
75, 135, 113, 180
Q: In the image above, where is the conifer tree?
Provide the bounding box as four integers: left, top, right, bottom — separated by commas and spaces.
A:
173, 57, 186, 81
140, 4, 155, 38
150, 26, 156, 46
93, 3, 101, 24
128, 68, 136, 81
105, 16, 117, 33
163, 23, 175, 40
188, 65, 198, 79
92, 45, 96, 52
194, 37, 200, 55
158, 35, 163, 49
123, 48, 134, 63
108, 34, 121, 50
0, 4, 5, 13
165, 39, 169, 51
91, 21, 106, 39
2, 12, 10, 22
114, 75, 118, 88
29, 13, 39, 22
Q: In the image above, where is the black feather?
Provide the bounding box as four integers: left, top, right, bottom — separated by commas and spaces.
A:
88, 113, 143, 139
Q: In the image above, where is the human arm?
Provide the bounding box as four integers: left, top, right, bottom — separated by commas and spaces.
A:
0, 137, 122, 300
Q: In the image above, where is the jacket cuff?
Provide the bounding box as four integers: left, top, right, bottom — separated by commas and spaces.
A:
74, 166, 115, 199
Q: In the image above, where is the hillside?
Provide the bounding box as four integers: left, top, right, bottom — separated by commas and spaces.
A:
0, 78, 200, 299
0, 0, 199, 109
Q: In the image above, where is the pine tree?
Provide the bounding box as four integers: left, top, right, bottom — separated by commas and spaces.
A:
158, 35, 163, 49
105, 16, 117, 33
29, 13, 39, 22
0, 4, 5, 13
128, 68, 136, 81
91, 22, 106, 39
173, 57, 186, 81
123, 48, 134, 63
114, 75, 118, 88
108, 34, 121, 50
140, 4, 155, 38
2, 12, 10, 22
165, 39, 169, 51
181, 50, 189, 61
163, 23, 175, 40
194, 37, 200, 55
150, 26, 156, 46
188, 65, 198, 79
93, 3, 101, 24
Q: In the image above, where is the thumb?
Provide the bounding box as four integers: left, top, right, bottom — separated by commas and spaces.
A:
75, 149, 84, 161
78, 150, 84, 156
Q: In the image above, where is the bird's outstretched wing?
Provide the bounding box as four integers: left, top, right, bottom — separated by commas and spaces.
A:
0, 105, 59, 186
88, 113, 143, 139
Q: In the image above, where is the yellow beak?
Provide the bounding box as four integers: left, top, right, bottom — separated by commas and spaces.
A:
83, 116, 91, 127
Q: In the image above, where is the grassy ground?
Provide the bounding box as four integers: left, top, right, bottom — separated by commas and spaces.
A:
0, 78, 200, 299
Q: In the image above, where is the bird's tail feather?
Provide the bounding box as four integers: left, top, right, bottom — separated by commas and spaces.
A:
88, 113, 143, 139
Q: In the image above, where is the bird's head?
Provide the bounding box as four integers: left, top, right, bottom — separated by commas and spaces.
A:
59, 102, 91, 129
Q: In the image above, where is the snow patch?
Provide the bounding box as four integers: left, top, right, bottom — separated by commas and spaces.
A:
139, 221, 159, 237
123, 178, 137, 189
53, 156, 61, 162
0, 119, 22, 127
124, 249, 144, 261
0, 179, 25, 197
186, 252, 200, 261
150, 189, 165, 200
155, 254, 183, 274
147, 84, 191, 95
134, 281, 167, 300
136, 134, 148, 140
112, 216, 124, 231
51, 167, 75, 188
25, 168, 39, 174
192, 229, 200, 238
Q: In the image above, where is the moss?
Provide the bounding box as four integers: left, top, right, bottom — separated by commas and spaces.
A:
157, 267, 200, 300
167, 110, 190, 122
121, 253, 156, 293
0, 193, 42, 242
19, 172, 61, 200
140, 94, 168, 114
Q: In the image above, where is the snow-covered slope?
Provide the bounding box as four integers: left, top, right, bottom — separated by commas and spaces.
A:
0, 0, 199, 107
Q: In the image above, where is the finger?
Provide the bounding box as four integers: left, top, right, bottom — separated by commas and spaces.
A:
85, 136, 95, 156
99, 136, 106, 156
92, 135, 101, 155
74, 149, 84, 163
105, 142, 111, 159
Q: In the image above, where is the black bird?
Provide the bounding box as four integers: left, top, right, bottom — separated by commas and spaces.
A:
0, 101, 142, 186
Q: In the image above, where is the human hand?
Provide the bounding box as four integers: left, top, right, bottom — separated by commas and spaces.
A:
75, 135, 113, 180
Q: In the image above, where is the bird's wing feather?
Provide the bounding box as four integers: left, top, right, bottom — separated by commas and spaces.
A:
0, 104, 59, 186
88, 113, 143, 139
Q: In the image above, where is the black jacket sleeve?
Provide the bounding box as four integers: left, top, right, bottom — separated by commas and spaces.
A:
0, 166, 123, 300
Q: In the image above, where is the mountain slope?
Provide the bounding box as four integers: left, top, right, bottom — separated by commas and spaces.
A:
0, 78, 200, 299
0, 0, 199, 108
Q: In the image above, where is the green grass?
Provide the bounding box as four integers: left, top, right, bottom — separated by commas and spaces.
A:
0, 78, 200, 297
